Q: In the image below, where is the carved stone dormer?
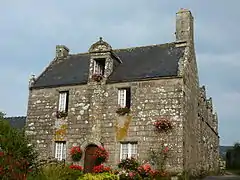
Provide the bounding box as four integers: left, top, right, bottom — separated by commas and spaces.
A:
207, 97, 213, 112
29, 74, 36, 88
88, 37, 121, 83
213, 112, 218, 133
199, 85, 206, 101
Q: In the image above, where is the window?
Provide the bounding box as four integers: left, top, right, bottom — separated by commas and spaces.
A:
118, 88, 131, 108
93, 58, 105, 75
58, 91, 69, 112
120, 142, 137, 160
55, 141, 66, 161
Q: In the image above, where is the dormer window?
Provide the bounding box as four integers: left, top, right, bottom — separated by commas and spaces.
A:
93, 58, 105, 76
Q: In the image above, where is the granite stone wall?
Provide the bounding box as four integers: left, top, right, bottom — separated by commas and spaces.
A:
175, 8, 219, 175
198, 86, 220, 173
26, 78, 186, 172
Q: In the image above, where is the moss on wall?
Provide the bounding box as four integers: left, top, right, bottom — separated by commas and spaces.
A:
115, 115, 132, 141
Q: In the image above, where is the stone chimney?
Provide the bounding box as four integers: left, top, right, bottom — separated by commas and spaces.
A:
176, 8, 194, 43
56, 45, 69, 58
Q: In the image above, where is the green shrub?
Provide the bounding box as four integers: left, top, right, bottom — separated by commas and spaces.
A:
27, 163, 83, 180
0, 117, 38, 179
79, 172, 119, 180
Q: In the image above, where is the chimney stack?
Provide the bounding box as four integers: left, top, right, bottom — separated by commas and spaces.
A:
56, 45, 69, 58
176, 8, 194, 43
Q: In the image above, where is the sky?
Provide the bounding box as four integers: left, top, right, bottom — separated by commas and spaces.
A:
0, 0, 239, 146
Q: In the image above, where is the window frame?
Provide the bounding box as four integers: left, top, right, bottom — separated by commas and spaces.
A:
120, 142, 137, 160
93, 58, 106, 76
118, 88, 131, 108
54, 141, 66, 161
58, 91, 69, 113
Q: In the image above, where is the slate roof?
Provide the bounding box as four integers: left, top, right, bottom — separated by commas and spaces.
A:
4, 116, 26, 129
32, 42, 185, 89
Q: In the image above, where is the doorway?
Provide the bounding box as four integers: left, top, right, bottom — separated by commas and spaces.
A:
84, 144, 101, 173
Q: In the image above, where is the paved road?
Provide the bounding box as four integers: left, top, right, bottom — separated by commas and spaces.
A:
203, 175, 240, 180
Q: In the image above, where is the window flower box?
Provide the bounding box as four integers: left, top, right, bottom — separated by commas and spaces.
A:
116, 107, 130, 116
92, 74, 103, 82
56, 111, 68, 118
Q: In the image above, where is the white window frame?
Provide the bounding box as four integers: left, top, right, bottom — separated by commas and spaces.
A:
55, 142, 66, 161
118, 89, 127, 108
120, 142, 137, 160
93, 60, 104, 75
58, 92, 68, 112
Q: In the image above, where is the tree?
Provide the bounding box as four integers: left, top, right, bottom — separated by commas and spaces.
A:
0, 112, 5, 118
0, 113, 38, 179
226, 142, 240, 169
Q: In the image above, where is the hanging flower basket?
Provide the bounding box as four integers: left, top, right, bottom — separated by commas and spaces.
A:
70, 146, 82, 162
116, 107, 130, 116
92, 74, 103, 82
93, 146, 109, 164
154, 118, 172, 132
56, 111, 68, 118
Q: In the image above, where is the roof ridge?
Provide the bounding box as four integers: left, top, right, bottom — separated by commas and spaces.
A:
69, 41, 176, 56
113, 41, 176, 51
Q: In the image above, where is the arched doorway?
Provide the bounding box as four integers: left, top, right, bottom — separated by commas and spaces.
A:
84, 144, 101, 173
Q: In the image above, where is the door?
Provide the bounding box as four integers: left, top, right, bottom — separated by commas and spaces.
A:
84, 144, 100, 173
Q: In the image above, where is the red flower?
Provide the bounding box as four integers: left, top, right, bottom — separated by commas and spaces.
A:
93, 164, 111, 173
92, 74, 103, 82
93, 146, 109, 163
70, 146, 82, 161
163, 146, 169, 153
69, 165, 83, 171
70, 146, 82, 155
154, 118, 172, 132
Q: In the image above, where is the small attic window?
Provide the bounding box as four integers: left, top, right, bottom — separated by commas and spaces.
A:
93, 58, 105, 76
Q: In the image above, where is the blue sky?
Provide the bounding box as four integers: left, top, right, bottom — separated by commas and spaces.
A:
0, 1, 239, 146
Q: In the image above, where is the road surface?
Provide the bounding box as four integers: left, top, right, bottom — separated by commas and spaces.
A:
203, 175, 240, 180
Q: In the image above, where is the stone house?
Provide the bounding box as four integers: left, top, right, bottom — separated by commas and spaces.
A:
26, 8, 219, 174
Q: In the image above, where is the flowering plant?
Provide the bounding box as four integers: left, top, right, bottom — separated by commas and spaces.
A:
56, 111, 68, 118
148, 145, 170, 172
70, 146, 82, 162
0, 152, 30, 180
118, 170, 142, 179
137, 163, 155, 178
116, 107, 130, 116
92, 74, 103, 82
93, 164, 111, 173
154, 117, 172, 132
118, 157, 139, 171
93, 146, 109, 164
69, 164, 83, 171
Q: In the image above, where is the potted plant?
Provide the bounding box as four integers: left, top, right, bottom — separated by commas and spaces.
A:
92, 74, 103, 82
116, 107, 130, 116
154, 118, 172, 132
56, 111, 68, 118
93, 146, 109, 164
70, 146, 82, 162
